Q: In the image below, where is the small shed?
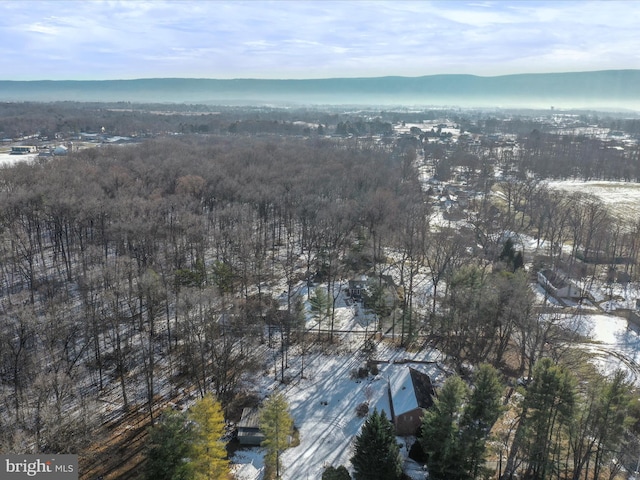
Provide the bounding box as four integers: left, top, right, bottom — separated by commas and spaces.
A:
236, 407, 264, 446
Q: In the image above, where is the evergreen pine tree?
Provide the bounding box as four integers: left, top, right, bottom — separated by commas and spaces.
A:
421, 368, 503, 480
517, 358, 575, 480
420, 375, 468, 480
260, 393, 294, 479
189, 395, 229, 480
499, 238, 524, 271
310, 287, 329, 334
499, 238, 515, 264
513, 251, 524, 270
459, 364, 503, 479
144, 410, 192, 480
322, 465, 352, 480
591, 370, 632, 479
351, 409, 402, 480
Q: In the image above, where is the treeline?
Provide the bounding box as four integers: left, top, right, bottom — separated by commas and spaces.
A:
0, 102, 318, 138
0, 102, 398, 139
459, 111, 640, 136
431, 131, 640, 183
514, 130, 640, 181
4, 101, 640, 183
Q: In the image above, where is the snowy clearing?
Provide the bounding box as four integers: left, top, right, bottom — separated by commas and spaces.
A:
547, 180, 640, 222
0, 152, 39, 166
231, 344, 447, 480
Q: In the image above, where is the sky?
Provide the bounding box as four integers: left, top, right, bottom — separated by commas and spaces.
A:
1, 0, 639, 81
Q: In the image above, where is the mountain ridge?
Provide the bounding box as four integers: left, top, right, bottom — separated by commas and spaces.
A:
1, 70, 638, 110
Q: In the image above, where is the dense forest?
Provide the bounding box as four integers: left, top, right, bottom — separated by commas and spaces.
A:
1, 103, 640, 479
0, 132, 426, 458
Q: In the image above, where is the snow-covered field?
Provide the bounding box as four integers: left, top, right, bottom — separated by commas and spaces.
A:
547, 180, 640, 222
0, 152, 39, 166
537, 271, 640, 382
572, 313, 640, 382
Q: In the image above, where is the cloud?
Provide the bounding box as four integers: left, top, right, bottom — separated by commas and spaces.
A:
25, 22, 59, 35
0, 0, 638, 80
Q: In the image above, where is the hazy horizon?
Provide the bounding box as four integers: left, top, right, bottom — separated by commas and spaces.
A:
2, 72, 639, 112
4, 68, 639, 83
